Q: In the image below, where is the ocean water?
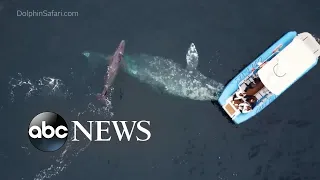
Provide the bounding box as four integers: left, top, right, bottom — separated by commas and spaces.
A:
0, 0, 320, 180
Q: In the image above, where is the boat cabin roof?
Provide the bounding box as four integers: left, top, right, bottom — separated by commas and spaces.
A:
257, 32, 320, 95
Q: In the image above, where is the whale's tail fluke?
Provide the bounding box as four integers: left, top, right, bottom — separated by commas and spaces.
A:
186, 43, 199, 70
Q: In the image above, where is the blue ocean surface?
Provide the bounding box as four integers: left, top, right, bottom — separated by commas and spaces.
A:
0, 0, 320, 180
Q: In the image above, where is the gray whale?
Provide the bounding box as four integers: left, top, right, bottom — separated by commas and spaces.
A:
83, 43, 224, 101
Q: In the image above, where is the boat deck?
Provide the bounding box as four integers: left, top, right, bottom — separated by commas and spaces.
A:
225, 103, 236, 115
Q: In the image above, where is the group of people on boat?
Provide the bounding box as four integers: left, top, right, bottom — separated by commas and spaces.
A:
232, 77, 260, 113
231, 59, 270, 114
232, 91, 256, 113
230, 50, 278, 114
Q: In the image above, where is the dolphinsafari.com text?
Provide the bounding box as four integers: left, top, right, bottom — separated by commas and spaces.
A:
17, 10, 79, 18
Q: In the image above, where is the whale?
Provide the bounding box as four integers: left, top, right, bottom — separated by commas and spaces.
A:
83, 43, 224, 101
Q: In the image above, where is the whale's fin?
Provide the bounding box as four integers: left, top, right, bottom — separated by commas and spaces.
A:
82, 51, 114, 72
82, 51, 108, 59
186, 43, 199, 70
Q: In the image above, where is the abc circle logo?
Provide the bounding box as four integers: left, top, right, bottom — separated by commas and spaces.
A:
28, 112, 68, 152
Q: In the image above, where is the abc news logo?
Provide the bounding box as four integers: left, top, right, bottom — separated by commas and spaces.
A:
28, 112, 151, 152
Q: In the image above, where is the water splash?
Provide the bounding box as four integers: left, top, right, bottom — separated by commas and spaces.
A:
8, 73, 72, 102
84, 87, 115, 118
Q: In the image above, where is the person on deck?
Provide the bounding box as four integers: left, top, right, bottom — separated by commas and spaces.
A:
242, 104, 252, 113
248, 97, 257, 108
233, 90, 246, 101
239, 101, 252, 113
